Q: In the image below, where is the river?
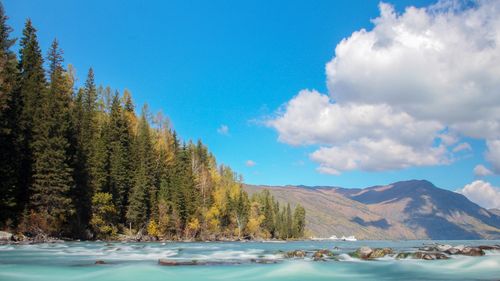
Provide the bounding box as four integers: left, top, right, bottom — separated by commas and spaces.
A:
1, 240, 499, 281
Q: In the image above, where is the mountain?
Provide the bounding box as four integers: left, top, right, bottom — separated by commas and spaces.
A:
244, 180, 500, 240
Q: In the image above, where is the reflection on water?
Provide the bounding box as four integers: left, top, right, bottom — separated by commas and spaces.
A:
0, 240, 499, 281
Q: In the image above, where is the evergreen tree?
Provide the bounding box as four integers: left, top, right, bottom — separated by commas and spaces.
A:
261, 190, 275, 236
71, 69, 99, 233
0, 2, 19, 226
285, 203, 292, 239
71, 87, 92, 234
29, 39, 74, 235
107, 92, 132, 221
292, 204, 306, 238
16, 19, 46, 218
126, 109, 155, 230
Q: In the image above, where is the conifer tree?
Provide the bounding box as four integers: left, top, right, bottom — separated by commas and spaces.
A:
15, 19, 46, 222
107, 92, 132, 220
127, 109, 155, 230
71, 69, 99, 232
292, 204, 306, 238
0, 2, 19, 226
29, 39, 74, 234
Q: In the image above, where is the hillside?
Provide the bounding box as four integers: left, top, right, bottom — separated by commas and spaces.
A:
244, 180, 500, 240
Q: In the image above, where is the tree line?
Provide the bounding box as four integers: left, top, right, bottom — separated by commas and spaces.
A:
0, 4, 305, 240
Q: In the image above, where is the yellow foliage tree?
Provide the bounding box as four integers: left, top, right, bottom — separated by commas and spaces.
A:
147, 219, 159, 238
186, 217, 200, 238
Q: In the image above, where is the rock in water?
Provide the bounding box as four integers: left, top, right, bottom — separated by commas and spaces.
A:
413, 252, 449, 260
312, 249, 334, 261
460, 247, 485, 256
284, 250, 306, 259
478, 245, 500, 250
352, 247, 373, 259
95, 260, 106, 265
370, 248, 394, 259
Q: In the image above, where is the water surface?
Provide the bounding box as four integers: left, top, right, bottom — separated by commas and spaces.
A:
1, 240, 499, 281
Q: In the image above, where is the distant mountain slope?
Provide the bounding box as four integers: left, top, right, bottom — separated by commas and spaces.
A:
244, 180, 500, 240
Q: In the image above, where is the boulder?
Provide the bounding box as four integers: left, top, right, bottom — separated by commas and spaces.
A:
0, 231, 13, 241
413, 252, 449, 260
460, 247, 485, 256
478, 245, 500, 251
312, 249, 334, 261
351, 247, 373, 259
95, 260, 106, 265
370, 248, 394, 259
284, 250, 306, 259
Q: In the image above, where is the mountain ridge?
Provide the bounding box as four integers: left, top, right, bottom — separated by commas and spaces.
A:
244, 180, 500, 240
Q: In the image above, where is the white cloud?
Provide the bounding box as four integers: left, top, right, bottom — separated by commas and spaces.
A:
217, 124, 229, 136
473, 164, 493, 177
246, 160, 256, 167
486, 139, 500, 173
268, 89, 449, 173
452, 142, 472, 153
326, 1, 500, 128
457, 180, 500, 209
311, 138, 447, 174
269, 90, 443, 147
267, 0, 500, 174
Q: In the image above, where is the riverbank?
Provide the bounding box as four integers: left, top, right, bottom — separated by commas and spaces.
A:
0, 230, 305, 245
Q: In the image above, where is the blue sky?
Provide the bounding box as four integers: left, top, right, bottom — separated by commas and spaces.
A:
5, 0, 500, 193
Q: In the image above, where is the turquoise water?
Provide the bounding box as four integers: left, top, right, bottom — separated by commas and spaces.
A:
1, 240, 499, 281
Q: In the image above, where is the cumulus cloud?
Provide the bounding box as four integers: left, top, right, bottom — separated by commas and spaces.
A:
269, 90, 443, 147
311, 138, 447, 174
327, 1, 500, 127
245, 160, 256, 167
217, 125, 229, 136
473, 164, 493, 177
267, 0, 500, 174
457, 180, 500, 209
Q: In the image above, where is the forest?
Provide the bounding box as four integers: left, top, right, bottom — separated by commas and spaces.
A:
0, 4, 305, 241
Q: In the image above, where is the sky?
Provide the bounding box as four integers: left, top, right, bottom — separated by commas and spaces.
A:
4, 0, 500, 208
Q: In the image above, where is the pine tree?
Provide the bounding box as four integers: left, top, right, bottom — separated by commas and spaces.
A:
292, 204, 306, 238
107, 92, 132, 221
261, 190, 275, 236
70, 69, 99, 233
127, 108, 155, 230
71, 87, 92, 234
0, 2, 19, 226
285, 203, 292, 239
16, 19, 46, 222
29, 39, 74, 235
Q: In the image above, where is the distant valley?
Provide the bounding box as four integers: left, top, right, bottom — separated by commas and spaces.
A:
244, 180, 500, 240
